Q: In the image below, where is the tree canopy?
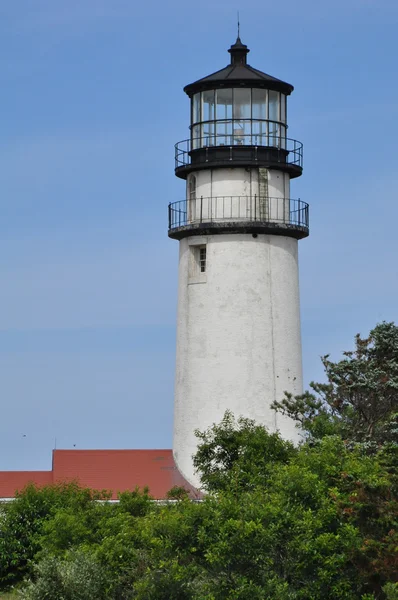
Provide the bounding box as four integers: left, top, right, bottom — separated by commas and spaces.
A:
272, 322, 398, 447
0, 322, 397, 599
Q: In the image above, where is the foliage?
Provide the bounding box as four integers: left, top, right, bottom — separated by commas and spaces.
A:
273, 322, 398, 446
18, 551, 110, 600
140, 434, 396, 600
2, 434, 397, 599
193, 410, 296, 492
1, 324, 398, 598
118, 487, 153, 517
166, 486, 190, 501
0, 482, 110, 588
384, 583, 398, 600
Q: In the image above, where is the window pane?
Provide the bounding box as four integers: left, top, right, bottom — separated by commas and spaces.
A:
269, 90, 280, 123
252, 120, 267, 145
199, 247, 206, 273
203, 90, 215, 121
233, 122, 245, 145
243, 120, 251, 144
280, 94, 286, 123
280, 124, 287, 149
233, 120, 251, 145
216, 121, 232, 145
216, 88, 233, 119
216, 121, 226, 145
252, 88, 267, 119
233, 88, 251, 120
193, 93, 201, 124
202, 122, 215, 146
269, 121, 278, 146
192, 124, 201, 149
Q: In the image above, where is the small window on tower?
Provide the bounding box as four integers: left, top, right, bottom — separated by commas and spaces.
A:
188, 240, 207, 284
199, 246, 206, 273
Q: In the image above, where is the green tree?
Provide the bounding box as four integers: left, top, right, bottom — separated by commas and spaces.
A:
0, 482, 111, 588
18, 550, 110, 600
11, 429, 397, 599
273, 322, 398, 445
193, 410, 296, 493
5, 323, 398, 599
131, 437, 395, 599
33, 488, 155, 599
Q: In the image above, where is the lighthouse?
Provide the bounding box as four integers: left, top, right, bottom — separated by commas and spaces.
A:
169, 37, 309, 488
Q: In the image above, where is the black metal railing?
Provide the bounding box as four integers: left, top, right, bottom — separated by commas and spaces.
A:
168, 196, 309, 231
190, 118, 288, 147
175, 135, 303, 170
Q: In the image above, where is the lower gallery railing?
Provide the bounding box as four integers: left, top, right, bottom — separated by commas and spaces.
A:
168, 196, 309, 231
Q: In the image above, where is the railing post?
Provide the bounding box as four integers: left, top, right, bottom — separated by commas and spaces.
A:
254, 194, 257, 221
168, 203, 171, 229
200, 196, 203, 223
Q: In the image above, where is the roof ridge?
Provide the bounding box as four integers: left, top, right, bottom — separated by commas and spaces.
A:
53, 449, 173, 453
245, 64, 286, 83
194, 64, 233, 81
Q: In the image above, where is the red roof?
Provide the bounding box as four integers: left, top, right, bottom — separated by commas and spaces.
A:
0, 470, 52, 495
0, 450, 199, 500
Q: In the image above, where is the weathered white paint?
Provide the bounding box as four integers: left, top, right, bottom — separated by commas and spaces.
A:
187, 168, 290, 224
173, 228, 303, 489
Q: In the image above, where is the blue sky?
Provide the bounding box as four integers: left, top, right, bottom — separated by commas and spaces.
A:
1, 0, 398, 470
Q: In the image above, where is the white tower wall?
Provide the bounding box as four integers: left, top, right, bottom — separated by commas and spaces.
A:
190, 167, 290, 199
173, 222, 303, 488
187, 168, 290, 225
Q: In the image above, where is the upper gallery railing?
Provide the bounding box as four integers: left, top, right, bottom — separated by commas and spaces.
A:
175, 134, 303, 170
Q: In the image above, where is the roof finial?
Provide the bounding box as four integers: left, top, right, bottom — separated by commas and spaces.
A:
228, 22, 249, 65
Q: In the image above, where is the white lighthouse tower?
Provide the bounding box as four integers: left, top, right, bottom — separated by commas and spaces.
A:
169, 37, 309, 488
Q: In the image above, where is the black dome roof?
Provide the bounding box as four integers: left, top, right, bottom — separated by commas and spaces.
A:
184, 38, 294, 97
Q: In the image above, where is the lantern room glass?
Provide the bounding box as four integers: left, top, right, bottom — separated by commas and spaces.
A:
191, 88, 287, 149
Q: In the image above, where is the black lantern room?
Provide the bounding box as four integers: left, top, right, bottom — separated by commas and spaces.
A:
175, 38, 303, 180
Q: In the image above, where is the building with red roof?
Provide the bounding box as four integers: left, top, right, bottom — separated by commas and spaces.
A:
0, 449, 199, 501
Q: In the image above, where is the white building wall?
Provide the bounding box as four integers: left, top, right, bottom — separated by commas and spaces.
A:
173, 232, 303, 489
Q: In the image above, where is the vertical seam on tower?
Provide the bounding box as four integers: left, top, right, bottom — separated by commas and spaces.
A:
267, 238, 278, 431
